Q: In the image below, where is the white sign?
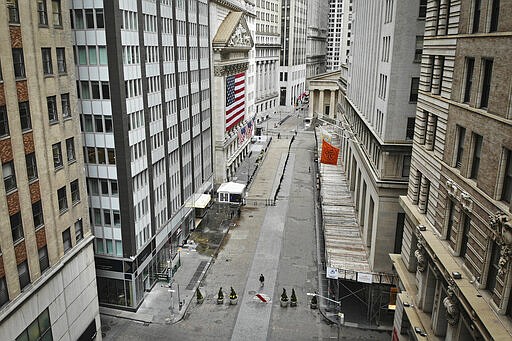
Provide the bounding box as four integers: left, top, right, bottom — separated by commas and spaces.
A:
357, 272, 373, 284
326, 267, 339, 279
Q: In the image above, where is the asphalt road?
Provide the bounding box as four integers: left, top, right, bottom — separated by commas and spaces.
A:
101, 110, 390, 340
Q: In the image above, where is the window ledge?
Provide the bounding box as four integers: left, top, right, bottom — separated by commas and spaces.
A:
13, 237, 25, 247
54, 165, 64, 172
72, 200, 81, 207
68, 159, 76, 165
49, 119, 59, 125
59, 208, 69, 215
21, 129, 33, 134
35, 224, 45, 232
58, 72, 67, 76
43, 74, 55, 78
0, 135, 10, 141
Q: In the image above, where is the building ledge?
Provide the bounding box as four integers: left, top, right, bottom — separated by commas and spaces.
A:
399, 292, 444, 341
400, 196, 512, 340
390, 254, 417, 297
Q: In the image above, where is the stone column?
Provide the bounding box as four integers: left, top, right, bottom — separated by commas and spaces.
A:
318, 90, 325, 117
418, 176, 430, 213
425, 113, 436, 150
329, 90, 336, 119
432, 56, 443, 95
309, 90, 315, 117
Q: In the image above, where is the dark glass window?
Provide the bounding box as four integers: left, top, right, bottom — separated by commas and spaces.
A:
463, 57, 474, 103
101, 81, 110, 99
26, 153, 38, 181
0, 277, 8, 307
3, 161, 17, 192
406, 117, 415, 140
32, 200, 44, 228
57, 186, 67, 212
41, 48, 53, 75
37, 0, 48, 25
52, 142, 63, 168
409, 77, 419, 102
15, 308, 52, 341
71, 179, 80, 203
455, 125, 466, 169
490, 0, 500, 32
66, 137, 75, 162
446, 200, 455, 241
56, 47, 66, 73
501, 148, 512, 203
61, 93, 70, 118
480, 59, 493, 108
10, 212, 23, 243
12, 48, 26, 79
63, 227, 71, 252
75, 219, 83, 242
487, 242, 501, 292
7, 0, 20, 23
402, 155, 411, 177
0, 106, 8, 137
470, 134, 482, 179
96, 9, 104, 28
47, 96, 58, 122
52, 0, 62, 26
460, 214, 471, 258
85, 9, 94, 28
38, 246, 49, 273
17, 261, 30, 290
472, 0, 481, 33
19, 101, 32, 131
414, 36, 423, 63
419, 0, 427, 18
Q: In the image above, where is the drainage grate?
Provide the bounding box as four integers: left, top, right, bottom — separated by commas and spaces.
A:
186, 261, 208, 290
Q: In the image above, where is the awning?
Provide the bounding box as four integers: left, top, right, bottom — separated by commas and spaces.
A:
217, 182, 246, 194
185, 194, 212, 208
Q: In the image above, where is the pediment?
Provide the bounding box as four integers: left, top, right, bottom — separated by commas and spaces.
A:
213, 11, 254, 51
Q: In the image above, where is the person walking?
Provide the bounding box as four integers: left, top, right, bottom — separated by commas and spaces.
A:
259, 274, 265, 287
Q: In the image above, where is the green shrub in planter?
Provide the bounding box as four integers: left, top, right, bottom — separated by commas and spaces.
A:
229, 287, 238, 300
290, 288, 297, 307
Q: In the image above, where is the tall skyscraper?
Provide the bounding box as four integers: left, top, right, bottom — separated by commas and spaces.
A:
210, 0, 256, 184
279, 0, 308, 107
254, 0, 280, 120
326, 0, 352, 70
71, 0, 214, 309
392, 1, 512, 339
339, 0, 424, 272
0, 1, 100, 339
306, 0, 329, 77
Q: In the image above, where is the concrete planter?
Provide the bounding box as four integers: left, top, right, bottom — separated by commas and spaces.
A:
310, 302, 318, 309
290, 300, 297, 307
280, 299, 289, 307
217, 298, 224, 305
229, 297, 238, 305
197, 297, 205, 304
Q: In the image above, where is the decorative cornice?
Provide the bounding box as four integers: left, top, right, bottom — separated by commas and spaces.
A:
414, 236, 427, 273
443, 281, 460, 326
489, 211, 512, 276
446, 179, 458, 198
214, 62, 249, 76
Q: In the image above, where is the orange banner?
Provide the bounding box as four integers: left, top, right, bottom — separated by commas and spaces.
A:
320, 140, 340, 165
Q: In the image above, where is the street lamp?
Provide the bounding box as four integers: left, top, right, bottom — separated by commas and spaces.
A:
307, 293, 343, 340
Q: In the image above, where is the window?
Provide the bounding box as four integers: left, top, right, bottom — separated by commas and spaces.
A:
480, 59, 493, 108
455, 125, 466, 169
103, 210, 111, 225
93, 208, 102, 225
70, 179, 80, 203
501, 148, 512, 203
47, 96, 58, 122
406, 117, 415, 140
0, 106, 8, 137
12, 48, 26, 79
470, 133, 483, 179
56, 47, 66, 73
3, 161, 17, 192
85, 9, 94, 28
38, 246, 49, 273
32, 200, 44, 228
41, 48, 53, 75
75, 219, 83, 242
15, 309, 52, 341
7, 0, 20, 23
414, 36, 423, 63
64, 138, 75, 162
402, 155, 411, 177
19, 101, 32, 131
96, 9, 104, 28
472, 0, 481, 33
460, 214, 471, 258
463, 57, 475, 103
409, 77, 420, 102
108, 149, 116, 164
37, 0, 48, 25
26, 153, 38, 181
446, 200, 455, 241
63, 227, 71, 252
91, 81, 100, 99
10, 212, 23, 243
490, 0, 500, 32
57, 186, 67, 212
61, 93, 70, 118
17, 261, 30, 290
102, 82, 110, 99
0, 277, 8, 307
419, 0, 427, 18
52, 142, 63, 168
52, 0, 62, 26
111, 180, 118, 195
487, 241, 501, 292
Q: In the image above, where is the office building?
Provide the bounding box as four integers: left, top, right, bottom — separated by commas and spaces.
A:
71, 0, 214, 310
0, 0, 100, 339
326, 0, 352, 70
306, 0, 328, 77
391, 1, 512, 339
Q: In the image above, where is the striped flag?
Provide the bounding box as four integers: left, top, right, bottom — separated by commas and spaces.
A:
245, 120, 253, 138
225, 72, 246, 131
320, 139, 340, 165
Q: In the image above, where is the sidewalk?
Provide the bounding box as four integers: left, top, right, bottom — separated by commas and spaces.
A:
100, 248, 212, 325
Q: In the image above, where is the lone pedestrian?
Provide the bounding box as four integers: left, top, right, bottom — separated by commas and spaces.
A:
259, 274, 265, 287
308, 166, 311, 173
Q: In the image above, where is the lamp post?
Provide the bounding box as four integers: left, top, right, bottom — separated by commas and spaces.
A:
307, 292, 343, 340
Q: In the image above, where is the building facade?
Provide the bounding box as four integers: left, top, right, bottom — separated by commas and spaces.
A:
210, 0, 256, 184
339, 0, 424, 273
279, 0, 307, 107
326, 0, 352, 70
392, 1, 512, 340
0, 0, 100, 339
71, 0, 214, 310
254, 0, 280, 121
306, 0, 328, 78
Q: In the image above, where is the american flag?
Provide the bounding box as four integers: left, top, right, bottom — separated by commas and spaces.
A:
245, 120, 253, 138
225, 72, 245, 131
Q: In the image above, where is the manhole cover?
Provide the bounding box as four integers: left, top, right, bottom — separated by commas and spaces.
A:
248, 290, 256, 295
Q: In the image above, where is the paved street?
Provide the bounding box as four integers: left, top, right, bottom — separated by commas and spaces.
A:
101, 110, 390, 340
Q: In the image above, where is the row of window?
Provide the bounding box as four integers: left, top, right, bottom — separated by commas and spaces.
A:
70, 8, 104, 29
8, 0, 62, 27
84, 147, 116, 165
90, 208, 121, 227
41, 47, 67, 75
